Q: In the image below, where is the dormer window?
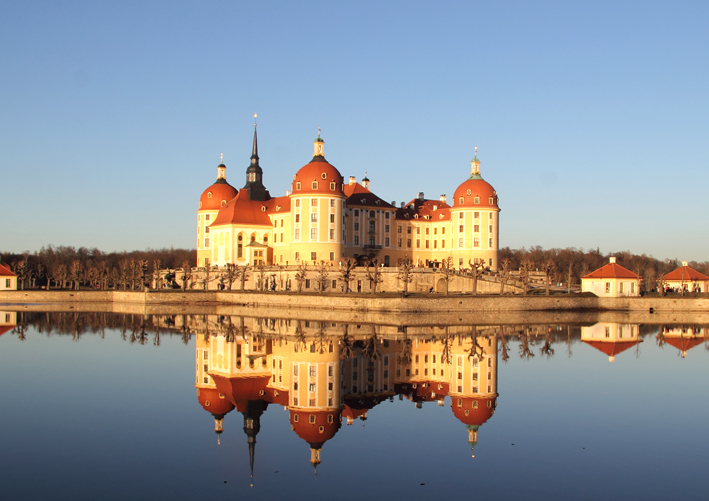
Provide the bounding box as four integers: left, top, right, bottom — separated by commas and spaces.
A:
405, 213, 410, 219
296, 182, 301, 191
439, 214, 444, 219
261, 206, 266, 212
474, 197, 480, 204
361, 199, 366, 204
459, 197, 464, 205
432, 205, 437, 211
207, 192, 212, 198
489, 197, 494, 204
312, 181, 318, 190
276, 206, 281, 211
330, 182, 336, 191
375, 200, 380, 205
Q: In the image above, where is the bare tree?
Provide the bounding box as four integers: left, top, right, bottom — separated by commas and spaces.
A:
70, 260, 82, 290
181, 261, 192, 291
366, 258, 383, 294
338, 257, 357, 293
295, 262, 308, 292
223, 263, 238, 290
543, 259, 555, 296
397, 256, 414, 296
439, 256, 454, 295
315, 261, 329, 293
520, 259, 532, 295
152, 260, 162, 289
567, 260, 574, 294
468, 259, 485, 296
237, 264, 251, 291
499, 259, 511, 295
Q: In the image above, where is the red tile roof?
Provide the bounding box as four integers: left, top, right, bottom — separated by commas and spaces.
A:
582, 262, 640, 279
662, 265, 709, 281
292, 157, 345, 196
210, 190, 273, 227
344, 182, 394, 208
583, 340, 639, 357
662, 336, 704, 353
395, 198, 451, 222
0, 263, 16, 277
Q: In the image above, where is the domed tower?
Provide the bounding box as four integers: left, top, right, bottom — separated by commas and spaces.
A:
449, 148, 500, 271
289, 130, 347, 265
197, 155, 238, 267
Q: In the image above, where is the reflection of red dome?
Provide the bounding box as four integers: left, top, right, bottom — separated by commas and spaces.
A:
199, 179, 237, 211
212, 374, 272, 412
197, 387, 235, 416
292, 158, 344, 197
289, 409, 342, 445
450, 396, 497, 426
453, 178, 497, 209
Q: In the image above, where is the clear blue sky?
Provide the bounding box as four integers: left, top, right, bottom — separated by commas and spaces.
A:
2, 1, 707, 261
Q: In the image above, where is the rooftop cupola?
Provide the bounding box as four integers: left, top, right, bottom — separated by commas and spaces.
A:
362, 170, 370, 189
244, 115, 268, 201
217, 152, 227, 181
312, 126, 325, 160
469, 146, 482, 180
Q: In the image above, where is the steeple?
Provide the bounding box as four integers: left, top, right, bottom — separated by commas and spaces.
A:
469, 146, 482, 180
244, 116, 268, 201
242, 400, 266, 488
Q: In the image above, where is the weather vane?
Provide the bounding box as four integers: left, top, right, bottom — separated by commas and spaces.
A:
475, 146, 478, 157
254, 113, 257, 126
220, 152, 223, 163
318, 125, 321, 138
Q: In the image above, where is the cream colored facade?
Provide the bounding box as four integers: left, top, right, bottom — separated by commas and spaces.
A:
199, 132, 500, 271
581, 322, 640, 362
0, 265, 17, 290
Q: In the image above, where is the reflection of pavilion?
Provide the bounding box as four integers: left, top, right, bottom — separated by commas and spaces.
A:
191, 315, 501, 478
581, 323, 641, 362
658, 326, 707, 358
0, 311, 17, 337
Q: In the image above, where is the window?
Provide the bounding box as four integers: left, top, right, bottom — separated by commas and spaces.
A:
295, 199, 300, 207
330, 229, 335, 240
474, 224, 480, 232
280, 233, 283, 242
433, 228, 437, 235
369, 210, 375, 218
459, 225, 464, 233
354, 236, 359, 245
385, 212, 390, 219
425, 240, 430, 249
311, 181, 318, 190
205, 214, 210, 221
474, 237, 480, 248
369, 221, 375, 232
605, 282, 611, 293
397, 238, 402, 247
489, 238, 493, 247
433, 240, 437, 248
205, 227, 210, 234
310, 198, 318, 207
474, 197, 480, 204
295, 229, 300, 239
354, 209, 359, 216
309, 383, 316, 392
631, 282, 636, 294
407, 239, 411, 247
619, 283, 624, 293
466, 189, 472, 196
330, 199, 335, 207
489, 225, 493, 232
459, 197, 464, 204
474, 212, 480, 218
295, 214, 300, 223
385, 225, 389, 233
425, 227, 429, 235
416, 239, 420, 248
311, 213, 318, 222
281, 219, 284, 227
296, 182, 301, 190
311, 252, 317, 261
305, 278, 310, 288
311, 228, 317, 240
441, 239, 445, 248
204, 238, 209, 247
407, 227, 411, 234
385, 237, 390, 246
442, 227, 445, 235
398, 225, 402, 233
489, 197, 494, 204
330, 214, 335, 223
309, 366, 316, 377
354, 222, 359, 231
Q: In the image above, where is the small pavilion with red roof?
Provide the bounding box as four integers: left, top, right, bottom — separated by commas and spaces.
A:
661, 262, 709, 293
0, 263, 17, 290
581, 257, 641, 297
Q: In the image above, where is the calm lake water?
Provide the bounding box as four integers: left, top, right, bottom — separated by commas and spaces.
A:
0, 310, 707, 500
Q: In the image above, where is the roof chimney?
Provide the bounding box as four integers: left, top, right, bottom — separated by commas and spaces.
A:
609, 257, 617, 264
439, 194, 447, 204
682, 261, 688, 267
349, 176, 356, 185
391, 201, 396, 206
400, 202, 405, 208
418, 192, 424, 201
286, 190, 291, 196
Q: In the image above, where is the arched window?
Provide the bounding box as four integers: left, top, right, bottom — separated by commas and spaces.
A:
263, 235, 268, 244
250, 234, 256, 243
237, 234, 243, 258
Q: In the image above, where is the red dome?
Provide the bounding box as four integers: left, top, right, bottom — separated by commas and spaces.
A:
292, 158, 344, 197
453, 178, 498, 209
289, 409, 342, 445
450, 396, 497, 426
197, 387, 236, 416
199, 180, 237, 211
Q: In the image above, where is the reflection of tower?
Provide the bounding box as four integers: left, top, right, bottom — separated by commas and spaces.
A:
287, 334, 343, 474
581, 323, 640, 362
195, 334, 235, 443
448, 331, 499, 458
242, 400, 267, 486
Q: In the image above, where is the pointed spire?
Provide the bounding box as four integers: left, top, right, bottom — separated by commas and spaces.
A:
251, 121, 259, 163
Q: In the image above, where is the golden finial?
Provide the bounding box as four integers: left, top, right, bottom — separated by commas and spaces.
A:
474, 146, 478, 158
253, 113, 257, 126
219, 152, 223, 163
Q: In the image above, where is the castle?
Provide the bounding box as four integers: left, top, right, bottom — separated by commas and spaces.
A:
198, 126, 500, 271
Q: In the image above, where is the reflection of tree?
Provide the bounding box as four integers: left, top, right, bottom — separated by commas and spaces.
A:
397, 329, 412, 366
519, 331, 535, 359
363, 326, 381, 361
441, 328, 453, 364
540, 327, 554, 358
499, 327, 510, 362
656, 326, 667, 348
294, 321, 307, 352
339, 324, 356, 359
465, 327, 485, 360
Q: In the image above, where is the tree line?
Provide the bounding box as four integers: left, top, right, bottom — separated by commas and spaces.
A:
0, 245, 195, 290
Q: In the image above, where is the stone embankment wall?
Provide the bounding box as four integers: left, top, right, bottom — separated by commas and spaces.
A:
2, 290, 709, 314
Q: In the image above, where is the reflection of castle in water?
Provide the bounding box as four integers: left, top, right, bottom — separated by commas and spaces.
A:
192, 315, 498, 478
